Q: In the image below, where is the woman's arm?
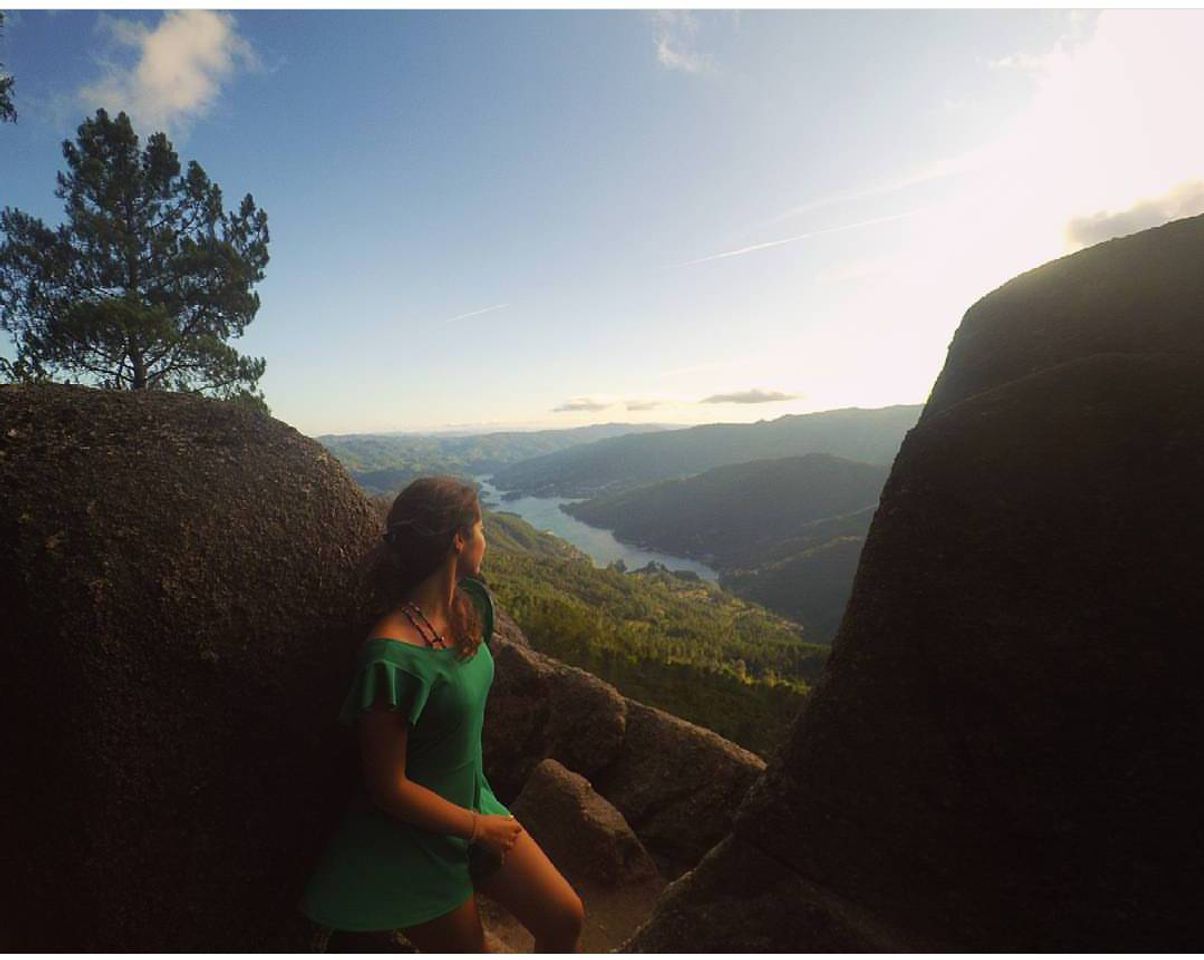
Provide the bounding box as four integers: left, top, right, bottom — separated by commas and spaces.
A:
358, 700, 477, 839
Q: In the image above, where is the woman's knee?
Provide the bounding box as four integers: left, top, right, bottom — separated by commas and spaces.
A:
539, 890, 585, 944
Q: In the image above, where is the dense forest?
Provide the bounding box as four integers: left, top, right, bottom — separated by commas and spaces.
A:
489, 404, 921, 498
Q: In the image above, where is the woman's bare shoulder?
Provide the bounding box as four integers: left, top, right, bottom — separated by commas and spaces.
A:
366, 611, 427, 648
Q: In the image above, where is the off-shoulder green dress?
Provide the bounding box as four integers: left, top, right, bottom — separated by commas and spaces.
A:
299, 577, 511, 931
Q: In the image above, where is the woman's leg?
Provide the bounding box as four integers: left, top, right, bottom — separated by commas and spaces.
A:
473, 830, 585, 953
398, 893, 488, 953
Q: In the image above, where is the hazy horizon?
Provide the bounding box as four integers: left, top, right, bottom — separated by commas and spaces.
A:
5, 8, 1203, 434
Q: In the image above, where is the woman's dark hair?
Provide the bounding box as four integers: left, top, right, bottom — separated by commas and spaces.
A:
365, 475, 483, 660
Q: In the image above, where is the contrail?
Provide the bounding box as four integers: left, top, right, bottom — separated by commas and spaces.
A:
670, 209, 926, 268
440, 303, 509, 324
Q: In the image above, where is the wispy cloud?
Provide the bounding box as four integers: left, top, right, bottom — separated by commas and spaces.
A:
1065, 180, 1204, 248
700, 389, 797, 405
439, 303, 509, 325
651, 11, 709, 74
553, 398, 612, 413
670, 209, 925, 269
625, 399, 664, 411
78, 10, 259, 135
761, 153, 982, 230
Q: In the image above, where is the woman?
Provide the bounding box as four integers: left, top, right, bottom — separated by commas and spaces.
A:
300, 476, 585, 952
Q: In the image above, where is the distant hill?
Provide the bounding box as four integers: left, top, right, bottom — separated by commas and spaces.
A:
563, 453, 887, 566
721, 510, 874, 643
562, 454, 889, 642
489, 405, 921, 498
318, 422, 675, 496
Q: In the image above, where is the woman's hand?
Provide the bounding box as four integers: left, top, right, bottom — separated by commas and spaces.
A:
475, 813, 524, 860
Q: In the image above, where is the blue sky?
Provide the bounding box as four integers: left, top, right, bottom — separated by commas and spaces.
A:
3, 8, 1204, 435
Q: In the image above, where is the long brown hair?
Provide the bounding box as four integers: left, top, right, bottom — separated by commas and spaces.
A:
365, 475, 484, 660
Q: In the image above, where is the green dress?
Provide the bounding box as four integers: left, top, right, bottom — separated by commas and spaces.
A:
299, 577, 511, 931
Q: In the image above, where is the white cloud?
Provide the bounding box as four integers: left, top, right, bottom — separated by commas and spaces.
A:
1065, 180, 1204, 248
552, 397, 613, 413
78, 10, 258, 134
651, 11, 709, 74
700, 389, 798, 405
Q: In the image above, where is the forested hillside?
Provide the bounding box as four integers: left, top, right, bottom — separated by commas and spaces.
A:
560, 454, 887, 642
563, 453, 887, 566
489, 404, 920, 498
484, 512, 827, 757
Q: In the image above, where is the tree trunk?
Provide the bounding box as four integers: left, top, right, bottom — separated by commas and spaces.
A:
131, 344, 147, 390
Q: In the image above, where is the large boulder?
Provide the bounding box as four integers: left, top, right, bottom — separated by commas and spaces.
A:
510, 758, 660, 888
0, 384, 378, 951
483, 638, 629, 799
482, 638, 765, 880
629, 214, 1204, 951
621, 834, 917, 953
591, 699, 765, 875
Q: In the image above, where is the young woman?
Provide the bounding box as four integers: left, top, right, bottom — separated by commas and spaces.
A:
300, 476, 584, 952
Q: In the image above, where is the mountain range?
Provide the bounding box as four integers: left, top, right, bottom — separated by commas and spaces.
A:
562, 453, 889, 642
488, 405, 921, 498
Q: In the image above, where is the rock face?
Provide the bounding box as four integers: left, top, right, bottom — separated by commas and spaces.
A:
591, 699, 765, 872
0, 384, 379, 952
499, 758, 667, 953
627, 214, 1204, 951
510, 758, 659, 888
482, 639, 629, 798
484, 638, 765, 879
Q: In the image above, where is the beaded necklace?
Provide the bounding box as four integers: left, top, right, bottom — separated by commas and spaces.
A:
399, 600, 451, 650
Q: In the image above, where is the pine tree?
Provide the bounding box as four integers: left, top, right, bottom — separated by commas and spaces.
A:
0, 12, 16, 123
0, 108, 271, 411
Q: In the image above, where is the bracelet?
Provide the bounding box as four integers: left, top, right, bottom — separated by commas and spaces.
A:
468, 811, 480, 844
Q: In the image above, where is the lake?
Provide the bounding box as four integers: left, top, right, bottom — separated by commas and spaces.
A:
474, 474, 719, 582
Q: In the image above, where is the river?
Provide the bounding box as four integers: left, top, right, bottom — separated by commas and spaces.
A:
473, 474, 719, 582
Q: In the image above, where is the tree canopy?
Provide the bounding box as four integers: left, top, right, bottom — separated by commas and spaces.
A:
0, 108, 271, 411
0, 12, 15, 123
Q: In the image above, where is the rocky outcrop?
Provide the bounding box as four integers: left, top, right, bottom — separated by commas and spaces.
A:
510, 758, 660, 888
484, 638, 765, 879
0, 383, 379, 952
482, 639, 629, 798
489, 757, 667, 953
924, 213, 1204, 420
591, 699, 765, 873
623, 834, 916, 952
627, 214, 1204, 951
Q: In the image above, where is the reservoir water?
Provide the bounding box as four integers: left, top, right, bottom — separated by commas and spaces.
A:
474, 474, 719, 583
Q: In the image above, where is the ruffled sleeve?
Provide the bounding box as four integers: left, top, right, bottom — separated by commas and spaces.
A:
337, 658, 435, 727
